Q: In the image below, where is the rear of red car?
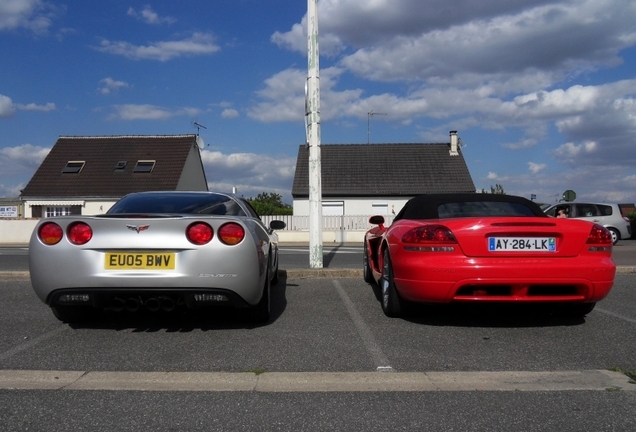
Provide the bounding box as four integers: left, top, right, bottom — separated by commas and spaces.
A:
387, 216, 615, 305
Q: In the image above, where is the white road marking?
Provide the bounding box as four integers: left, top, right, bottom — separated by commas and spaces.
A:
332, 280, 393, 372
595, 307, 636, 324
0, 326, 68, 362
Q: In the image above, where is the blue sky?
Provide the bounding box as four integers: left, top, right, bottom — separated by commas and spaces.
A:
1, 0, 636, 205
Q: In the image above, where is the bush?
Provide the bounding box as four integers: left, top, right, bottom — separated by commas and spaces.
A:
627, 210, 636, 239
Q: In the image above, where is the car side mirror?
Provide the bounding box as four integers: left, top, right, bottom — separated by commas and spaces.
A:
369, 215, 385, 225
269, 220, 286, 230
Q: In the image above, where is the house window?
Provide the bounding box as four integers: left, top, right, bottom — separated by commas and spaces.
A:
62, 161, 85, 174
133, 160, 155, 173
45, 206, 71, 217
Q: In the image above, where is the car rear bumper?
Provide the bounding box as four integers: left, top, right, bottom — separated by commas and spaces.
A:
392, 254, 616, 304
46, 287, 253, 310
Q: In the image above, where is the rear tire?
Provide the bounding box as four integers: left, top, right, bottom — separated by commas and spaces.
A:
249, 267, 271, 324
380, 249, 403, 318
271, 252, 280, 285
608, 228, 619, 245
363, 241, 374, 284
51, 306, 97, 323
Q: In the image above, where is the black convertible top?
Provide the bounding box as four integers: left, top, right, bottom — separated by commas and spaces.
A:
394, 193, 546, 220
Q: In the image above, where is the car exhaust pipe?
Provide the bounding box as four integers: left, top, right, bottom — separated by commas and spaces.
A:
160, 297, 176, 312
125, 297, 140, 312
145, 297, 160, 312
110, 297, 125, 312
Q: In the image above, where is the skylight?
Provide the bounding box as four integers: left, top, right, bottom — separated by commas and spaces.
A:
62, 161, 85, 174
133, 160, 156, 173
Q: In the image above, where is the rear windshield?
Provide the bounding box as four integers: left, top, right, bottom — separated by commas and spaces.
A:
437, 201, 538, 218
108, 194, 246, 216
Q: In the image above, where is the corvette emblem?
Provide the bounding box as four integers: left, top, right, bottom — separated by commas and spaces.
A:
126, 224, 150, 233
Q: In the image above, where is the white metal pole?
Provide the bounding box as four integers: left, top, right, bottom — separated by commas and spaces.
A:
307, 0, 323, 268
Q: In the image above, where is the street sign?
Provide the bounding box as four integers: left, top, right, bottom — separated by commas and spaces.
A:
562, 190, 576, 202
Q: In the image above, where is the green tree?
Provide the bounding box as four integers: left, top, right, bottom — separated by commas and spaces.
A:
480, 184, 506, 194
247, 192, 293, 216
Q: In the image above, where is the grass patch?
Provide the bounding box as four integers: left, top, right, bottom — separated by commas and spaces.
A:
247, 368, 266, 375
608, 367, 636, 383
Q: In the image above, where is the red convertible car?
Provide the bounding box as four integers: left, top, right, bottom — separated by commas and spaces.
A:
363, 194, 616, 318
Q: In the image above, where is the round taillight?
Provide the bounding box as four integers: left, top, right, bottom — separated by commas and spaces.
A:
187, 222, 213, 245
67, 222, 93, 245
38, 222, 63, 245
218, 223, 245, 245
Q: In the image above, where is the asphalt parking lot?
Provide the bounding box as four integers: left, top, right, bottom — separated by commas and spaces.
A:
2, 248, 636, 430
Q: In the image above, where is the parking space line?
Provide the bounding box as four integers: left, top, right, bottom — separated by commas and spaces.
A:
332, 280, 393, 372
595, 307, 636, 324
0, 326, 68, 362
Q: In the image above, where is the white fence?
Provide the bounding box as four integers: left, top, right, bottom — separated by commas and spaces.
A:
261, 214, 395, 231
0, 215, 395, 245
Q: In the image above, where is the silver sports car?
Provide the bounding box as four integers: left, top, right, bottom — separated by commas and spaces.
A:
29, 191, 286, 324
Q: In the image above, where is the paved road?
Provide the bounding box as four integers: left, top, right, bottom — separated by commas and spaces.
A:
1, 273, 635, 430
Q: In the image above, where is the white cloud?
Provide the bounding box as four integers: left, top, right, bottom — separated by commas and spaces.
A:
98, 77, 130, 95
201, 150, 296, 201
528, 162, 547, 174
221, 108, 239, 119
16, 102, 55, 111
0, 94, 15, 117
0, 143, 50, 171
96, 32, 220, 61
487, 172, 499, 180
127, 6, 175, 25
0, 0, 55, 34
111, 104, 200, 120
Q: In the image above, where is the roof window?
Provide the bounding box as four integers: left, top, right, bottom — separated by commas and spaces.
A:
133, 160, 156, 173
114, 161, 127, 172
62, 161, 85, 174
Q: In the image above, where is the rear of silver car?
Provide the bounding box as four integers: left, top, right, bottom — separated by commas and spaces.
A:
29, 215, 271, 318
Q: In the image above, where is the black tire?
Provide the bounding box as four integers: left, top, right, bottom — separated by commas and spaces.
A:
363, 240, 374, 284
50, 306, 98, 323
249, 267, 271, 324
380, 248, 403, 317
561, 302, 596, 318
608, 228, 620, 245
271, 251, 280, 285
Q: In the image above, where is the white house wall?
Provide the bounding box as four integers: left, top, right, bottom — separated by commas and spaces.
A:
293, 197, 411, 216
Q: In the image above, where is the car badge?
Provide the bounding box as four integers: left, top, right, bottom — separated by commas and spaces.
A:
127, 224, 150, 233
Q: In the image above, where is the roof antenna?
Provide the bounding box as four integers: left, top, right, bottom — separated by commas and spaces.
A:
193, 121, 207, 136
193, 121, 207, 149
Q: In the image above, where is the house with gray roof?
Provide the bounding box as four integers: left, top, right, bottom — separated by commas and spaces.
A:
20, 135, 208, 218
291, 131, 475, 216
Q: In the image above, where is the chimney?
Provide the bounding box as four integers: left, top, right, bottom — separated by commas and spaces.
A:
449, 131, 459, 156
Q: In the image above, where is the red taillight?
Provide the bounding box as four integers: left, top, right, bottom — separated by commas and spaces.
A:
38, 222, 63, 245
402, 225, 457, 244
218, 223, 245, 245
186, 222, 214, 245
67, 222, 93, 245
586, 224, 612, 245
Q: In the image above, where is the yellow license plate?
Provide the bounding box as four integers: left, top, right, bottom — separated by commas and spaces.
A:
105, 252, 176, 270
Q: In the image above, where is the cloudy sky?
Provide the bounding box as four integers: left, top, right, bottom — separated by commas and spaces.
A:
1, 0, 635, 205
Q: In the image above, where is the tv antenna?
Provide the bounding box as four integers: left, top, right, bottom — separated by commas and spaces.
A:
367, 111, 387, 144
193, 121, 207, 136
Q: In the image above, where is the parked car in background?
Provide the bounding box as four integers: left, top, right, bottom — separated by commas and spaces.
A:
29, 191, 286, 324
543, 202, 631, 245
364, 193, 616, 318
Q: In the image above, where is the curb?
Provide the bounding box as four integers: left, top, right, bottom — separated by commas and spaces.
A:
2, 267, 635, 280
0, 369, 633, 392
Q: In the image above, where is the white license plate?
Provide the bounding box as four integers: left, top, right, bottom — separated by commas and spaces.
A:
488, 237, 556, 252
